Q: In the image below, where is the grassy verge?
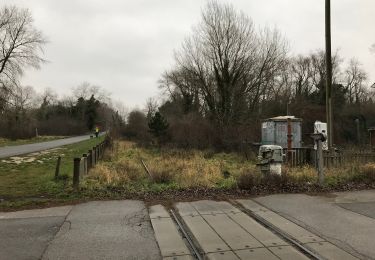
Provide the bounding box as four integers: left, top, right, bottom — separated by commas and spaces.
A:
1, 139, 375, 211
83, 141, 375, 197
0, 136, 105, 210
0, 136, 66, 147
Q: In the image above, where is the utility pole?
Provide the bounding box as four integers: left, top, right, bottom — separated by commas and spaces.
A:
325, 0, 333, 150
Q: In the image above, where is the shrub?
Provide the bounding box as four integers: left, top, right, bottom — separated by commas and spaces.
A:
237, 169, 261, 190
90, 164, 123, 185
359, 163, 375, 183
115, 159, 144, 181
151, 169, 173, 184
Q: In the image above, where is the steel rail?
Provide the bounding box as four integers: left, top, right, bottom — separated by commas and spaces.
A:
231, 201, 325, 260
170, 209, 203, 260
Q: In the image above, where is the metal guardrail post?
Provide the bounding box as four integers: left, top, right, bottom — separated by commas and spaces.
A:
73, 157, 81, 189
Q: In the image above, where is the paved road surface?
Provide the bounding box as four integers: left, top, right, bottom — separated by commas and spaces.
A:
255, 190, 375, 259
1, 190, 374, 259
0, 134, 96, 159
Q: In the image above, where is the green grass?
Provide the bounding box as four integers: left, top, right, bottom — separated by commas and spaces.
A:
1, 139, 374, 211
0, 136, 105, 201
0, 136, 66, 147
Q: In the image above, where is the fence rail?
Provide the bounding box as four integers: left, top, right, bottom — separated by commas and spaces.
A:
284, 148, 375, 168
55, 135, 112, 189
71, 135, 112, 189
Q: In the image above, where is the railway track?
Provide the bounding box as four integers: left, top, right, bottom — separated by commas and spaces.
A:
149, 200, 359, 260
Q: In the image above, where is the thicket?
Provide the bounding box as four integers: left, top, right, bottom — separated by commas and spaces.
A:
124, 2, 375, 151
0, 84, 125, 139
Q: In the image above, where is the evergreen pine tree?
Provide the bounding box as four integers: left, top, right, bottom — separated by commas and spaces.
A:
148, 111, 169, 138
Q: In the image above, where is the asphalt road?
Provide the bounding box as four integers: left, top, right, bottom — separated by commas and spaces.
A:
2, 191, 372, 259
0, 134, 95, 159
0, 201, 161, 260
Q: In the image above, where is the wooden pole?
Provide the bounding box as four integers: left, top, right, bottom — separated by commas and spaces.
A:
82, 154, 88, 176
73, 158, 81, 189
54, 156, 61, 179
287, 118, 292, 163
325, 0, 333, 150
317, 140, 324, 185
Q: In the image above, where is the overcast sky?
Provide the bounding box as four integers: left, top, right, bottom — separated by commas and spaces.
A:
3, 0, 375, 108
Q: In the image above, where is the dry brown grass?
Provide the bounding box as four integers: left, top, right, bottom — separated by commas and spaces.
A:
358, 163, 375, 182
87, 140, 255, 188
87, 140, 375, 190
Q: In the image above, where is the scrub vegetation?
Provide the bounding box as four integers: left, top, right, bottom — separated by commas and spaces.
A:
84, 140, 375, 195
1, 139, 375, 211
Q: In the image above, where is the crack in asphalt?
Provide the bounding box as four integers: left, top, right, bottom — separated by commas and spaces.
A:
39, 206, 74, 260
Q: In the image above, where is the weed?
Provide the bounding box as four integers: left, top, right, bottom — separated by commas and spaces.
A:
151, 169, 173, 184
237, 169, 261, 190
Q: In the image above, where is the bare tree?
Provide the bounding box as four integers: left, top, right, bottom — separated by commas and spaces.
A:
145, 97, 158, 119
344, 58, 368, 104
38, 87, 57, 107
164, 1, 288, 125
0, 6, 47, 87
72, 82, 110, 103
113, 100, 129, 122
290, 55, 314, 98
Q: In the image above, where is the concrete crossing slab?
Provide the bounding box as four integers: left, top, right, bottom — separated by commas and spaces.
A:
163, 255, 194, 260
268, 246, 310, 260
206, 251, 239, 260
190, 200, 225, 215
151, 217, 191, 257
175, 202, 200, 216
238, 200, 323, 243
202, 214, 263, 250
209, 201, 241, 214
149, 204, 171, 219
237, 199, 269, 213
235, 248, 279, 260
306, 242, 358, 260
228, 212, 288, 247
181, 215, 230, 253
256, 210, 323, 243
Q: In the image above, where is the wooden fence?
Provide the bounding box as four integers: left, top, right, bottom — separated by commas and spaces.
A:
69, 135, 112, 189
55, 135, 112, 189
284, 148, 375, 168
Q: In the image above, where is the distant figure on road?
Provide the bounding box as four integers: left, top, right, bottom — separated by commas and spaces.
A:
95, 126, 99, 138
